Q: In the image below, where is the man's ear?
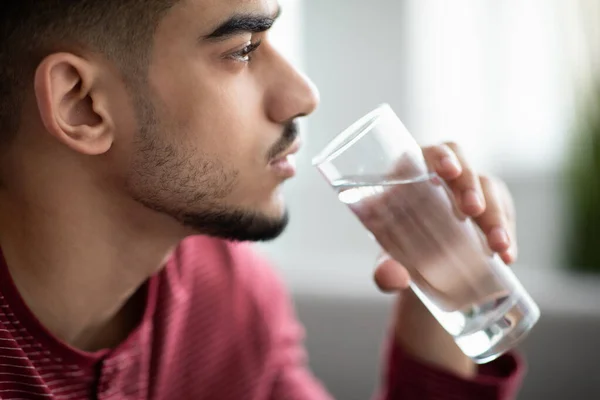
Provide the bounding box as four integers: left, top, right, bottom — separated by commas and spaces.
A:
33, 53, 115, 155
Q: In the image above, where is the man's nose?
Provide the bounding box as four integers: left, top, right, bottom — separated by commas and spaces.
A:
264, 50, 320, 123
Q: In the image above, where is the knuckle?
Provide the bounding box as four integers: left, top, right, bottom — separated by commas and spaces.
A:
443, 141, 460, 151
439, 143, 455, 158
421, 145, 437, 159
461, 166, 478, 181
478, 210, 506, 230
479, 174, 493, 187
424, 144, 451, 159
482, 176, 512, 200
487, 198, 504, 214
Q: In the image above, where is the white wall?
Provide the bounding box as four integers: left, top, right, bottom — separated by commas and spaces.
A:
269, 0, 303, 69
405, 0, 571, 175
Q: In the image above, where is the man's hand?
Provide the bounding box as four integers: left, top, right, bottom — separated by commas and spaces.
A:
372, 142, 517, 378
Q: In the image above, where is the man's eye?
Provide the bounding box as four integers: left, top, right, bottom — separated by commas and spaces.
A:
230, 40, 262, 63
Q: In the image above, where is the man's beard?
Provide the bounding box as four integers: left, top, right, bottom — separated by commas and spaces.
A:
127, 92, 296, 242
180, 207, 290, 242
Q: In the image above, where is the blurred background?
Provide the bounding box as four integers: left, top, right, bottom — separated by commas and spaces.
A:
261, 0, 600, 398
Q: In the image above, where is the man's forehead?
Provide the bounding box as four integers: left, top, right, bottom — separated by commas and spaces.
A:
154, 0, 280, 43
184, 0, 279, 24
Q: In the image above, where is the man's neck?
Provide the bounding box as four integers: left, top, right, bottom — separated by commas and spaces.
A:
0, 183, 186, 351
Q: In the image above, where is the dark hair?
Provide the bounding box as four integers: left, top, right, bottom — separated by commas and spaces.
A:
0, 1, 176, 142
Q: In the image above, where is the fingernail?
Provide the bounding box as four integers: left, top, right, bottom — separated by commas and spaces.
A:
462, 189, 484, 209
439, 156, 460, 172
490, 227, 510, 247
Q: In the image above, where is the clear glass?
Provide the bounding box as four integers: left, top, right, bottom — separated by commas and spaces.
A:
313, 104, 540, 364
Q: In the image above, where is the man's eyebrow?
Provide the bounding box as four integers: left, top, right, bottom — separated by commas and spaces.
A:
204, 7, 282, 41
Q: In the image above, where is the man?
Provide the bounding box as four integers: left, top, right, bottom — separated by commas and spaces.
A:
0, 0, 523, 399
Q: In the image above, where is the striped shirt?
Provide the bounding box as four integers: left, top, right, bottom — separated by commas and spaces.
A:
0, 236, 523, 399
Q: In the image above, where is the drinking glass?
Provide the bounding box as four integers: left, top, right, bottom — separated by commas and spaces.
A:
312, 104, 540, 363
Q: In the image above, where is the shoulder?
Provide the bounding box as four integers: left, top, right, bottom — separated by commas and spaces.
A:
150, 238, 301, 390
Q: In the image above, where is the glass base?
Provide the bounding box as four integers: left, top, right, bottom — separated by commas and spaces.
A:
454, 296, 540, 364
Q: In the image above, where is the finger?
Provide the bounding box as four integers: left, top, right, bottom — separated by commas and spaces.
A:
374, 255, 411, 292
356, 192, 414, 293
387, 152, 431, 181
473, 176, 516, 263
443, 142, 486, 217
422, 144, 463, 181
352, 195, 409, 271
497, 179, 517, 239
496, 179, 518, 263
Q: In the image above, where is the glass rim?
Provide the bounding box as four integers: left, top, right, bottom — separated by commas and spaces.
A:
311, 103, 392, 166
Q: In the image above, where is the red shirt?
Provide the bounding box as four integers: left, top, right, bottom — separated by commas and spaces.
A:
0, 236, 523, 399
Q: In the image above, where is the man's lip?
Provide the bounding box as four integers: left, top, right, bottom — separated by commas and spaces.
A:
270, 140, 302, 164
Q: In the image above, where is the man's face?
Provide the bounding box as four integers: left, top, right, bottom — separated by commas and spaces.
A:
123, 0, 319, 241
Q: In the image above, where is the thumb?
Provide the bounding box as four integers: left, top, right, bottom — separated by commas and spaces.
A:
374, 253, 411, 293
